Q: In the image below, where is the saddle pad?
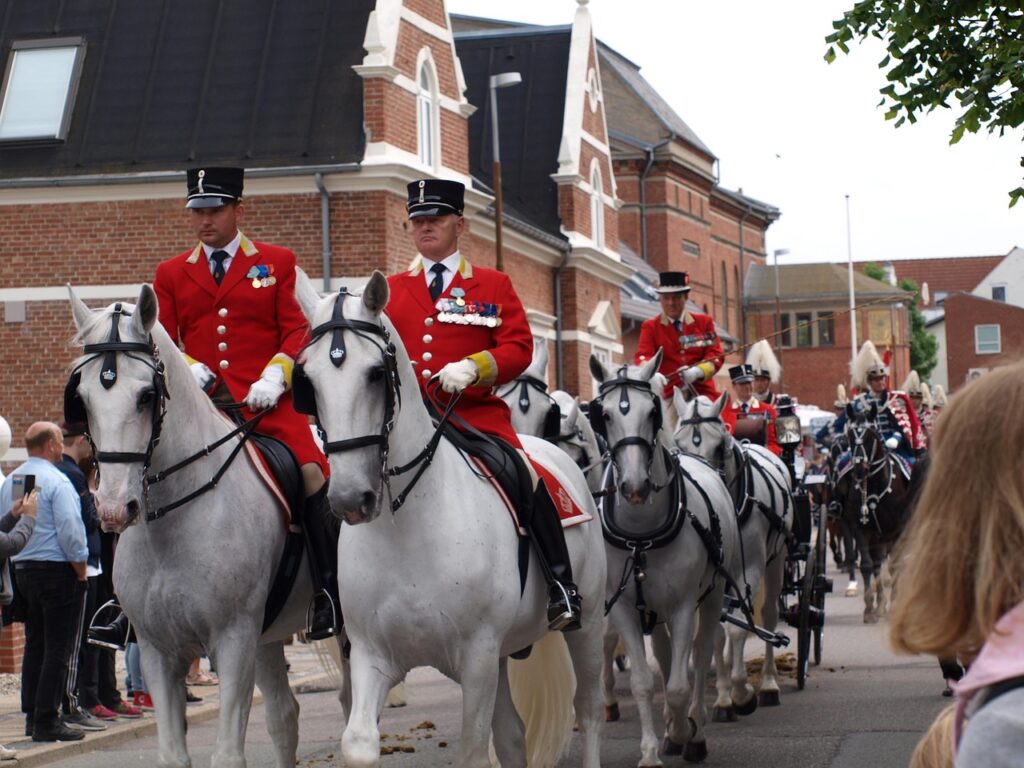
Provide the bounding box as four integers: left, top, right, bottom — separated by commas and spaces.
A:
241, 438, 299, 532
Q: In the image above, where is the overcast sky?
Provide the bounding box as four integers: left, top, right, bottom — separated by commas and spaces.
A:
446, 0, 1024, 265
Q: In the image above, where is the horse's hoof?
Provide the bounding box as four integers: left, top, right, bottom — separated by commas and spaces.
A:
660, 736, 683, 756
735, 694, 759, 715
712, 705, 737, 722
757, 690, 780, 708
863, 611, 879, 624
604, 703, 620, 722
683, 740, 708, 763
845, 584, 858, 597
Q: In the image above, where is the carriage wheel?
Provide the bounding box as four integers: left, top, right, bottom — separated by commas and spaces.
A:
812, 514, 828, 666
796, 557, 814, 690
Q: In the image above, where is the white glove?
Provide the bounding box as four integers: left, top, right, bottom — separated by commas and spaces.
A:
244, 365, 286, 410
884, 436, 900, 450
190, 362, 215, 391
678, 365, 704, 385
438, 359, 479, 393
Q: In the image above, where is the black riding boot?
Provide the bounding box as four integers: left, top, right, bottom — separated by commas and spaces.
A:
303, 485, 342, 641
87, 602, 135, 651
528, 483, 582, 632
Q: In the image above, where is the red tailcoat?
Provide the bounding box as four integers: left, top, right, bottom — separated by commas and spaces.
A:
721, 397, 781, 456
385, 256, 533, 447
153, 233, 328, 473
635, 311, 723, 399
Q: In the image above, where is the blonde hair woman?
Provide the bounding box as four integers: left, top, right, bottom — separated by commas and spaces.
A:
890, 362, 1024, 766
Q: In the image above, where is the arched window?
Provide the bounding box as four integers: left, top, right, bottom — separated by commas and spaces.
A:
417, 57, 438, 168
590, 165, 605, 248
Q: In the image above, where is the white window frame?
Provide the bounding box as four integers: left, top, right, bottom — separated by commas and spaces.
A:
416, 50, 439, 170
975, 324, 1001, 355
0, 37, 86, 143
590, 162, 605, 249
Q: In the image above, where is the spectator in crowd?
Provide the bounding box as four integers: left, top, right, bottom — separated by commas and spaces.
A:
1, 422, 89, 743
0, 469, 40, 759
890, 362, 1024, 766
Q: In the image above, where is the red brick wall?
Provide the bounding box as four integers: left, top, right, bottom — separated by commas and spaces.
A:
943, 293, 1024, 391
559, 267, 621, 394
0, 624, 24, 674
405, 0, 447, 28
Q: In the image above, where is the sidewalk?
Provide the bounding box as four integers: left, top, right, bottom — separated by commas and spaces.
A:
0, 640, 336, 768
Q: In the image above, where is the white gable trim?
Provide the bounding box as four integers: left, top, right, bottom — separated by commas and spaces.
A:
588, 299, 620, 341
555, 3, 593, 178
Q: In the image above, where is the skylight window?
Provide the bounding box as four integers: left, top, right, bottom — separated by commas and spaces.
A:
0, 38, 86, 142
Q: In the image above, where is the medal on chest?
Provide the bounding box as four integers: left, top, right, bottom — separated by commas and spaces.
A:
436, 287, 502, 327
246, 264, 276, 288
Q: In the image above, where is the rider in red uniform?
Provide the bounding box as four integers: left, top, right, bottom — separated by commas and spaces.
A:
720, 364, 781, 456
384, 179, 580, 631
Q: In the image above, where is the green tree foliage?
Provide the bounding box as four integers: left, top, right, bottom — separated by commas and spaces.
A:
861, 262, 938, 379
826, 2, 1024, 205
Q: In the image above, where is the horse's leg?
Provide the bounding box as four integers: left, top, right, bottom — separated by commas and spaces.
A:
140, 642, 190, 768
602, 625, 620, 721
660, 605, 697, 758
491, 657, 526, 768
859, 533, 878, 624
565, 611, 605, 768
335, 633, 352, 725
843, 518, 859, 595
609, 603, 662, 767
711, 626, 736, 722
210, 628, 260, 768
649, 623, 673, 727
341, 645, 398, 768
758, 553, 786, 707
455, 639, 501, 768
683, 586, 726, 763
253, 642, 299, 768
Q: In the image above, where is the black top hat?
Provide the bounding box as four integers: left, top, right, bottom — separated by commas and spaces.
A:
729, 364, 754, 384
407, 179, 465, 218
655, 271, 691, 294
186, 167, 244, 209
59, 420, 87, 437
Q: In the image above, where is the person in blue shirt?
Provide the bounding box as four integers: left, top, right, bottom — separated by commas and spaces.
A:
0, 422, 89, 743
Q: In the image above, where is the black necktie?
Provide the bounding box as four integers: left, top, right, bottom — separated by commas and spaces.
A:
428, 263, 447, 302
672, 318, 682, 332
741, 402, 749, 413
211, 250, 229, 285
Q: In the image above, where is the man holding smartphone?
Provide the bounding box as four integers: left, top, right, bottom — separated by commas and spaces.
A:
0, 422, 89, 743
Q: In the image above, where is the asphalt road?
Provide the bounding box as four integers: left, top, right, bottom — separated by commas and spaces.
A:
51, 564, 948, 767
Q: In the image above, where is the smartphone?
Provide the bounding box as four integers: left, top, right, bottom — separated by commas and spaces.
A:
11, 474, 35, 501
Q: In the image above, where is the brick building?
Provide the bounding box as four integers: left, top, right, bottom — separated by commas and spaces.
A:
744, 263, 913, 409
940, 292, 1024, 389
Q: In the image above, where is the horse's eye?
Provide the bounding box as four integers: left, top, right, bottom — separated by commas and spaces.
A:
138, 389, 155, 408
368, 366, 385, 383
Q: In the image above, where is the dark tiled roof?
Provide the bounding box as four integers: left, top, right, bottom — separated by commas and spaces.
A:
853, 255, 1006, 295
455, 26, 571, 238
598, 42, 713, 158
0, 0, 368, 178
745, 263, 911, 305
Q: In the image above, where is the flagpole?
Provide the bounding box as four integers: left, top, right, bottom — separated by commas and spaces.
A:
846, 194, 857, 373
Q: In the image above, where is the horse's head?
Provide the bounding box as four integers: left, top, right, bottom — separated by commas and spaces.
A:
495, 339, 560, 439
588, 350, 664, 504
294, 270, 400, 525
550, 390, 599, 472
67, 284, 165, 532
845, 402, 884, 474
671, 390, 730, 469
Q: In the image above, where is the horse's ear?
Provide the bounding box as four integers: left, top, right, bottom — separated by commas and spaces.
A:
672, 387, 689, 421
564, 398, 579, 428
845, 403, 855, 419
362, 270, 389, 315
67, 284, 95, 331
526, 338, 549, 383
132, 284, 158, 336
293, 267, 321, 322
637, 348, 663, 381
712, 391, 728, 417
589, 353, 609, 384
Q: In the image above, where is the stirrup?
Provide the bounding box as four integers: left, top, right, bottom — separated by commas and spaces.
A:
547, 582, 581, 632
86, 600, 131, 651
305, 589, 340, 641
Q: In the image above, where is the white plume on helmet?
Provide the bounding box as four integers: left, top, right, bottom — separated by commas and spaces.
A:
745, 339, 781, 383
0, 416, 10, 459
851, 340, 887, 388
834, 383, 849, 409
919, 381, 934, 409
900, 369, 922, 396
932, 384, 948, 408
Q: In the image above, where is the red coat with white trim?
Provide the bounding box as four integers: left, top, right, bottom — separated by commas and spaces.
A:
721, 397, 781, 456
635, 311, 723, 399
153, 233, 327, 473
385, 256, 533, 447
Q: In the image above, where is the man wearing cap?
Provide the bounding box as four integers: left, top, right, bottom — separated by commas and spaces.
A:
635, 271, 724, 404
721, 364, 781, 456
384, 178, 581, 631
147, 167, 339, 640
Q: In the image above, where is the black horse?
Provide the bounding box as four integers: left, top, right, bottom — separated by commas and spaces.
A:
831, 403, 916, 623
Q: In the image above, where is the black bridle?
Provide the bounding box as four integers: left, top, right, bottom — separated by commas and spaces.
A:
674, 408, 729, 474
495, 373, 561, 441
845, 413, 896, 526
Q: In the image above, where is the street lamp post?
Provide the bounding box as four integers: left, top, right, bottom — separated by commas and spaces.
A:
773, 248, 790, 389
489, 71, 522, 272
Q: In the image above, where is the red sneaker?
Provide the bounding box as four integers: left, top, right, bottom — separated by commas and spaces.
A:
88, 704, 120, 720
110, 701, 144, 719
132, 692, 155, 711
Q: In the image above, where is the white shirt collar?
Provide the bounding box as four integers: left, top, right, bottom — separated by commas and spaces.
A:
420, 250, 462, 291
201, 231, 241, 260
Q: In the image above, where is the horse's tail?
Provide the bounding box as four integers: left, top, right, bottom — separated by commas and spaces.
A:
508, 632, 575, 768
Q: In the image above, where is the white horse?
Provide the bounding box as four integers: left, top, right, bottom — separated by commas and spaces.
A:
671, 391, 794, 718
66, 285, 343, 768
293, 272, 607, 768
495, 338, 562, 440
590, 353, 737, 765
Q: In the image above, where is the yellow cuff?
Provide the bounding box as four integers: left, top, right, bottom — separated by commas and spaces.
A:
466, 352, 496, 388
265, 354, 295, 389
183, 353, 199, 366
696, 361, 715, 381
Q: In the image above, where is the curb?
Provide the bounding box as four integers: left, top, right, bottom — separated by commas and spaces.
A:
4, 671, 335, 768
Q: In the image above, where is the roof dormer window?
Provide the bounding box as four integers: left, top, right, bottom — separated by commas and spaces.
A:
0, 38, 86, 143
